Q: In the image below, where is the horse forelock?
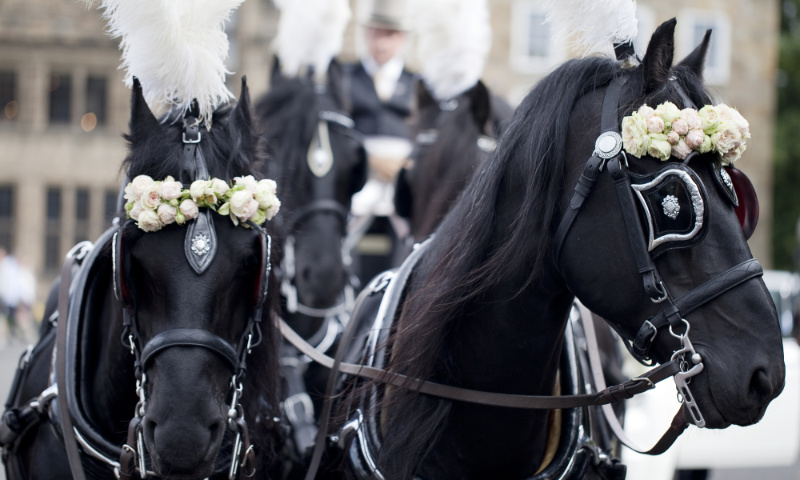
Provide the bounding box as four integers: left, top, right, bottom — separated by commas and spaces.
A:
122, 102, 264, 183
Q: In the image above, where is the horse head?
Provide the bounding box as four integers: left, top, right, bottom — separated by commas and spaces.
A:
118, 78, 280, 478
257, 61, 367, 329
395, 80, 513, 241
558, 18, 783, 428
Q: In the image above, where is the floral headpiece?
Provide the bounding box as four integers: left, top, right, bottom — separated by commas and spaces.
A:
621, 102, 750, 164
123, 175, 281, 232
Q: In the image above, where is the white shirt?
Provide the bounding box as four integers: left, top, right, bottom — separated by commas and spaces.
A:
361, 55, 405, 102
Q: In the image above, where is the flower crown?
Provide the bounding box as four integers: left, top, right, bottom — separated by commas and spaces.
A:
123, 175, 281, 232
621, 102, 750, 164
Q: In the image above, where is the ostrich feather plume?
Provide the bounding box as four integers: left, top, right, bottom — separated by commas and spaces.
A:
85, 0, 243, 123
539, 0, 638, 57
272, 0, 351, 81
415, 0, 492, 101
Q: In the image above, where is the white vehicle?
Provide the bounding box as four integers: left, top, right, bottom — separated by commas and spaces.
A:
623, 270, 800, 480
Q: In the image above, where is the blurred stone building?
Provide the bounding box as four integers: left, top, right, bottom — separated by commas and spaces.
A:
0, 0, 779, 309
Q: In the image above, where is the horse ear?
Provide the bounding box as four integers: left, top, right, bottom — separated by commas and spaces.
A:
641, 18, 677, 93
233, 76, 253, 130
129, 77, 159, 134
469, 80, 492, 135
417, 80, 437, 111
677, 29, 712, 77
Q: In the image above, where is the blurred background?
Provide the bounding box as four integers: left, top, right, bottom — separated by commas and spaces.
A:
0, 0, 797, 479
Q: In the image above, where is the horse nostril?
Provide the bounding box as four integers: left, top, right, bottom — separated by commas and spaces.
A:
749, 368, 774, 401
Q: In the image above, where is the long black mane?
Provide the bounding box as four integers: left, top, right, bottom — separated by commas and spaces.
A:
375, 53, 716, 474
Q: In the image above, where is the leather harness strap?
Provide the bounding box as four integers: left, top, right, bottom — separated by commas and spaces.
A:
56, 247, 88, 480
577, 301, 688, 455
279, 316, 678, 410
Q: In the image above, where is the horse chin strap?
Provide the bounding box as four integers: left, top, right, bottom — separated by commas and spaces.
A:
116, 115, 264, 480
553, 76, 766, 441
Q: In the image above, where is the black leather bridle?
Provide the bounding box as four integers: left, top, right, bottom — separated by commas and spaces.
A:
111, 113, 272, 480
552, 75, 765, 431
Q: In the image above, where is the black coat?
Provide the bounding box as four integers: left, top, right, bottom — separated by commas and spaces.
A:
346, 62, 416, 139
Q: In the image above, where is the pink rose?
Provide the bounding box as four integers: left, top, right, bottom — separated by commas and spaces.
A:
179, 199, 199, 221
672, 139, 692, 160
646, 116, 665, 134
140, 184, 161, 210
667, 131, 680, 145
712, 123, 743, 155
157, 204, 177, 225
160, 176, 183, 201
671, 119, 689, 136
681, 109, 702, 130
685, 129, 705, 149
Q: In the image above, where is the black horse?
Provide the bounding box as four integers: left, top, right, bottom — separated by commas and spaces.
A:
1, 78, 283, 480
395, 80, 513, 243
327, 19, 785, 479
254, 60, 368, 460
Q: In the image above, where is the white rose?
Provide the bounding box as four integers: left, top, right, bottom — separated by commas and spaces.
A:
140, 184, 161, 210
229, 190, 255, 219
130, 201, 144, 221
157, 204, 177, 225
190, 180, 211, 202
179, 199, 199, 220
255, 180, 279, 210
647, 134, 672, 161
685, 129, 705, 150
234, 175, 259, 194
130, 175, 154, 198
637, 105, 655, 121
266, 198, 281, 221
160, 176, 183, 201
137, 209, 162, 232
622, 113, 650, 158
729, 108, 750, 139
210, 178, 230, 197
655, 102, 681, 126
721, 143, 747, 165
124, 182, 138, 202
671, 139, 692, 160
699, 105, 720, 134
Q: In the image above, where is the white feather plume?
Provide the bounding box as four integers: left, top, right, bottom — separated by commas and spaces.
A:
539, 0, 638, 57
415, 0, 492, 101
85, 0, 242, 123
272, 0, 351, 82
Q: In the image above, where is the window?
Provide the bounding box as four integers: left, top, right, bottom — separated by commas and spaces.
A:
510, 1, 564, 74
84, 75, 107, 132
678, 10, 731, 85
104, 189, 119, 224
0, 71, 18, 122
49, 73, 72, 124
45, 187, 62, 270
0, 185, 14, 251
75, 188, 90, 244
